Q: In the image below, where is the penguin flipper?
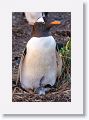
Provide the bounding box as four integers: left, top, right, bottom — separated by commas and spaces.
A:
16, 48, 27, 85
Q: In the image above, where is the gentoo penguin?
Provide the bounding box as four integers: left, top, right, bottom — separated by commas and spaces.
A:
18, 13, 62, 95
25, 12, 48, 25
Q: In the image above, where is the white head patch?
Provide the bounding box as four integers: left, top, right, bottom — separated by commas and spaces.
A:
37, 17, 44, 23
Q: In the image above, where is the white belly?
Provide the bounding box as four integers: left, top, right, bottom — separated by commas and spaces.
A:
20, 36, 57, 89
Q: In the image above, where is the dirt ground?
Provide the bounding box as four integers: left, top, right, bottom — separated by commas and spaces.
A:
12, 12, 71, 102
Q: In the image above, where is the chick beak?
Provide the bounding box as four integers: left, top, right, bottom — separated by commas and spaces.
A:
50, 20, 61, 25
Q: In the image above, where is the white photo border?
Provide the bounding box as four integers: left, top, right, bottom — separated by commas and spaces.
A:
0, 0, 83, 114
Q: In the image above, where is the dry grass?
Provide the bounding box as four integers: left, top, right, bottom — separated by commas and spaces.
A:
12, 81, 71, 102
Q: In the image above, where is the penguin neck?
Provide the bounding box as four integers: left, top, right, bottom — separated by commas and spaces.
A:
31, 22, 50, 37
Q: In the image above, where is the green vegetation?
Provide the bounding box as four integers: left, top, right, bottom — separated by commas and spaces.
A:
59, 39, 71, 82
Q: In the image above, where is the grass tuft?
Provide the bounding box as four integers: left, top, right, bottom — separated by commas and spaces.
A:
58, 39, 71, 82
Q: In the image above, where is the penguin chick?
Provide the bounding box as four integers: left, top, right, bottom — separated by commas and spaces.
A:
34, 76, 51, 95
18, 19, 62, 94
35, 87, 51, 95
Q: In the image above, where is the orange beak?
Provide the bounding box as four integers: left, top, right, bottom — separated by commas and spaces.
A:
50, 21, 61, 25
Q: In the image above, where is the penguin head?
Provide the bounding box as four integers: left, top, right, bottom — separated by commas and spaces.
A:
33, 18, 61, 31
31, 20, 61, 37
30, 12, 61, 37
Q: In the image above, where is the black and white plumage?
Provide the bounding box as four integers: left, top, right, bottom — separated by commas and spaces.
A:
18, 13, 62, 95
25, 12, 48, 25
